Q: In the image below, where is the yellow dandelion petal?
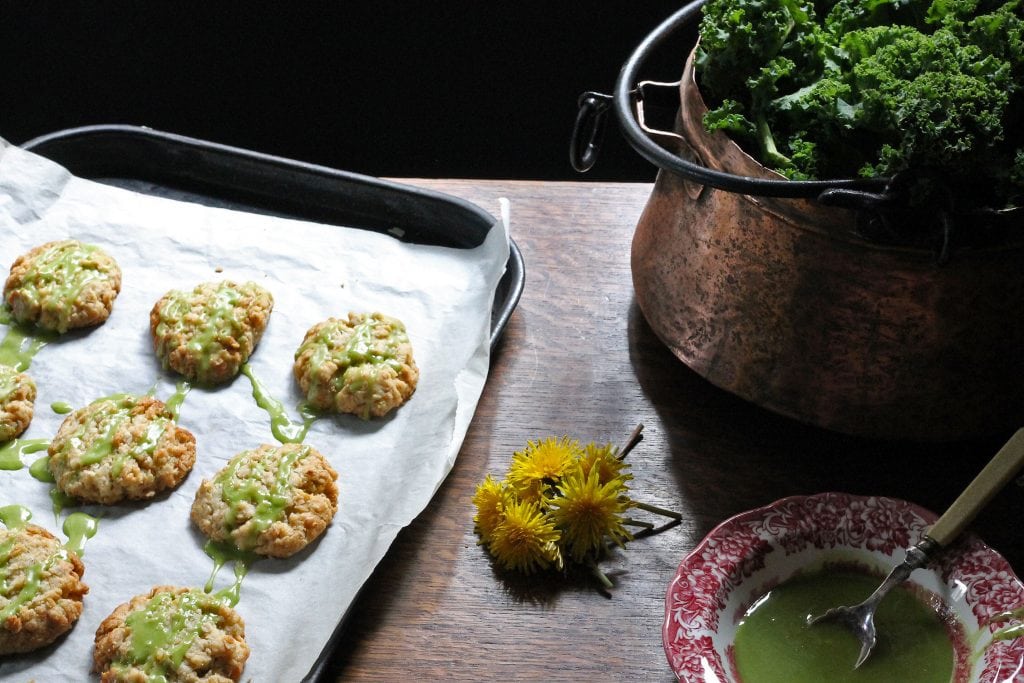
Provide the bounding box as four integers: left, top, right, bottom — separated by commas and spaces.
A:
472, 474, 509, 542
487, 499, 561, 574
578, 441, 633, 486
507, 436, 581, 503
549, 468, 633, 562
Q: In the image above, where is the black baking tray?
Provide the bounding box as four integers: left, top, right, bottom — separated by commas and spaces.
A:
20, 124, 524, 682
21, 124, 524, 351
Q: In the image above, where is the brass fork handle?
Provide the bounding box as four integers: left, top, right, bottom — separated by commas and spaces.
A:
927, 428, 1024, 547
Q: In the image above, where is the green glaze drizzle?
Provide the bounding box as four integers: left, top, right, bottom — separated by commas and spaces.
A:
0, 364, 19, 403
11, 241, 106, 333
203, 540, 255, 607
115, 588, 224, 680
50, 401, 73, 414
49, 489, 76, 521
0, 438, 49, 471
164, 381, 191, 421
0, 504, 32, 529
733, 570, 956, 683
29, 454, 55, 482
62, 512, 99, 557
240, 363, 316, 444
0, 305, 10, 325
0, 560, 43, 621
0, 326, 49, 371
216, 445, 311, 549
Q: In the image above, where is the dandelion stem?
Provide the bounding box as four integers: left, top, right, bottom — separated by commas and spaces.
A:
617, 423, 645, 460
623, 518, 655, 530
590, 562, 614, 590
633, 500, 682, 520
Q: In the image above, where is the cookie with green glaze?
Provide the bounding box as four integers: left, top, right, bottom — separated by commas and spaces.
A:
190, 443, 338, 558
292, 311, 419, 419
48, 394, 197, 505
0, 524, 88, 654
93, 585, 249, 682
4, 239, 122, 333
0, 364, 36, 442
150, 280, 273, 386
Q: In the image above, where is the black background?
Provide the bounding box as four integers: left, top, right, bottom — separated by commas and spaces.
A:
1, 2, 695, 181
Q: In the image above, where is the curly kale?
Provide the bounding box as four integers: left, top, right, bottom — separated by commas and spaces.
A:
696, 0, 1024, 210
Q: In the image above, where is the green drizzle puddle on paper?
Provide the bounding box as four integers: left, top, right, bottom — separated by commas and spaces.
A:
0, 438, 49, 471
203, 540, 256, 607
165, 380, 191, 421
240, 363, 316, 444
0, 325, 51, 372
62, 512, 99, 556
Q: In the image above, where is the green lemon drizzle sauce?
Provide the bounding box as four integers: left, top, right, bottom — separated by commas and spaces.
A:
62, 512, 99, 557
202, 540, 255, 607
164, 381, 191, 421
50, 401, 73, 414
155, 284, 244, 382
28, 454, 68, 525
0, 504, 33, 529
49, 489, 76, 522
16, 242, 108, 333
115, 589, 226, 681
0, 364, 18, 403
0, 326, 49, 371
0, 438, 49, 470
240, 363, 316, 444
733, 570, 956, 683
29, 454, 55, 482
217, 445, 311, 548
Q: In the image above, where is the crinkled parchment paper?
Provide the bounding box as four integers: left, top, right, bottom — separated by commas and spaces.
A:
0, 139, 510, 682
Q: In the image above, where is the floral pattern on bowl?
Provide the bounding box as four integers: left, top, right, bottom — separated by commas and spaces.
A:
662, 492, 1024, 682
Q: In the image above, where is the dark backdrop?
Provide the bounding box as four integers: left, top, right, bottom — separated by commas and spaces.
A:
0, 2, 695, 181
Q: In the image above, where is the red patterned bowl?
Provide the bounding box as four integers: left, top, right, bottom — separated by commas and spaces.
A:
663, 492, 1024, 682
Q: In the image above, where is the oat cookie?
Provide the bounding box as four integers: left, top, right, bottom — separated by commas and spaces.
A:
191, 443, 338, 558
0, 364, 36, 442
48, 393, 197, 505
150, 280, 273, 385
293, 311, 419, 419
93, 585, 249, 682
0, 523, 88, 654
4, 239, 122, 333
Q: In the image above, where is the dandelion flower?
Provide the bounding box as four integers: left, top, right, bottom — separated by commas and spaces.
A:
549, 468, 632, 562
578, 441, 633, 486
472, 474, 509, 542
507, 436, 581, 503
487, 498, 561, 574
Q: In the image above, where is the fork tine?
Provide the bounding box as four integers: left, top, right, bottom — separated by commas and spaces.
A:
854, 639, 873, 669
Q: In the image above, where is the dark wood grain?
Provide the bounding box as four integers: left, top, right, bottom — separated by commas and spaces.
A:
324, 179, 1024, 681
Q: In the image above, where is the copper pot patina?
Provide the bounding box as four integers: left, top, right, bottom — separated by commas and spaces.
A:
627, 50, 1024, 441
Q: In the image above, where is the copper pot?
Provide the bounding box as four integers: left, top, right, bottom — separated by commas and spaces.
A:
598, 6, 1024, 440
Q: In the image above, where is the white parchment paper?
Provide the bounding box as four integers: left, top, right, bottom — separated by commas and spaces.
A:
0, 139, 510, 682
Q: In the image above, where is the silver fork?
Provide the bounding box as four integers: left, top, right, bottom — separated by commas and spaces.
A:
808, 428, 1024, 668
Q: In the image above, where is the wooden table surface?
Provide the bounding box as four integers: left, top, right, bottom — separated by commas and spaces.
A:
322, 179, 1024, 681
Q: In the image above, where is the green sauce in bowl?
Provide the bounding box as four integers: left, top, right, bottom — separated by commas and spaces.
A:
734, 570, 956, 683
